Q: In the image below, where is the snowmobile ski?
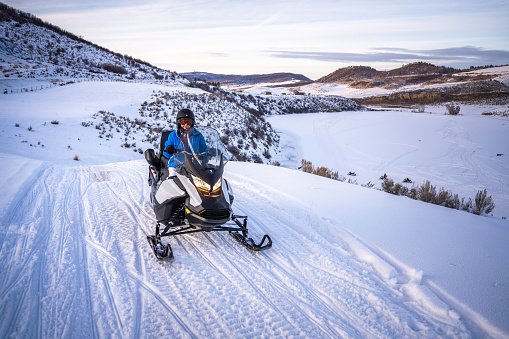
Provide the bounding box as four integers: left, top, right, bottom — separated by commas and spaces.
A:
229, 231, 272, 251
230, 215, 272, 251
146, 224, 174, 260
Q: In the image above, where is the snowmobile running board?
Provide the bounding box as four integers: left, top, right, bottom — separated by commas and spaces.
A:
146, 215, 272, 260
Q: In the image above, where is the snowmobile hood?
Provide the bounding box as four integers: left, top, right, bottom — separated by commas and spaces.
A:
183, 151, 224, 192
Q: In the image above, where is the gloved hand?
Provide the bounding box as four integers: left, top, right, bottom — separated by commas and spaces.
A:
165, 145, 180, 154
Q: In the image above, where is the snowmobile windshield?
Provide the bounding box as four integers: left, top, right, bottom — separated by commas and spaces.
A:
174, 126, 230, 170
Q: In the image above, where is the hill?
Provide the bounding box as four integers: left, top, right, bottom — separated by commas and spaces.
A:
0, 3, 362, 164
310, 62, 509, 105
317, 62, 462, 89
0, 3, 179, 86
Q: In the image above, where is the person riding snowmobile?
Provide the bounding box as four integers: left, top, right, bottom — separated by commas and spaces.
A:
162, 108, 208, 177
143, 109, 272, 260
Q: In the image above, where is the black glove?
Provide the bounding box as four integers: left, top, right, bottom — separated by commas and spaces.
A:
165, 145, 175, 155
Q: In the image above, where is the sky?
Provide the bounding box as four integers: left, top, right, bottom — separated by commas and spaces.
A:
3, 0, 509, 79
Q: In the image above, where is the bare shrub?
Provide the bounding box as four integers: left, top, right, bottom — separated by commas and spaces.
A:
380, 177, 495, 216
418, 180, 437, 203
381, 178, 395, 194
473, 189, 495, 215
102, 63, 127, 74
252, 154, 263, 163
314, 166, 330, 178
301, 159, 339, 180
381, 178, 408, 195
461, 198, 473, 211
445, 103, 460, 115
407, 186, 419, 200
434, 187, 460, 209
362, 181, 375, 188
300, 159, 313, 173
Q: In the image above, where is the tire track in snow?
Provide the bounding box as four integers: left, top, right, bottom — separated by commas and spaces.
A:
230, 203, 363, 338
83, 165, 186, 337
173, 200, 349, 337
0, 164, 51, 294
217, 233, 336, 337
227, 172, 470, 338
67, 165, 199, 338
0, 165, 57, 339
62, 169, 100, 339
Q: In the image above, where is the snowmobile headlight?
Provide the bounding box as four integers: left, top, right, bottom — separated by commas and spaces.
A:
213, 178, 222, 191
192, 176, 210, 191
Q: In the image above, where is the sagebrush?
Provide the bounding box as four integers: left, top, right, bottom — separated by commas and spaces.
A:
300, 159, 496, 217
382, 178, 495, 215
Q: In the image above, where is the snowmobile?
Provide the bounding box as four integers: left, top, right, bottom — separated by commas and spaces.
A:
144, 126, 272, 260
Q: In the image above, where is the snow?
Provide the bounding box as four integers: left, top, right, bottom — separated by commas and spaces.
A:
1, 81, 508, 338
454, 65, 509, 86
268, 109, 509, 218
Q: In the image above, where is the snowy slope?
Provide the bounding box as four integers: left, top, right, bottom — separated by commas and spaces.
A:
1, 81, 508, 338
0, 156, 487, 338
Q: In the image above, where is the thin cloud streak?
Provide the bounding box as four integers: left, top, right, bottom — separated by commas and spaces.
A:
270, 47, 509, 67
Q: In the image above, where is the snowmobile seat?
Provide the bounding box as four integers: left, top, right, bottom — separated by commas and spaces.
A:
158, 130, 172, 181
159, 130, 171, 158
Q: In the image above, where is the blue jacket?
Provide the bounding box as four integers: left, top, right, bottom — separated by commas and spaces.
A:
163, 128, 208, 167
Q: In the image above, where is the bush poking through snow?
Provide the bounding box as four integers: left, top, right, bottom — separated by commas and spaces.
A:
301, 163, 496, 217
73, 155, 79, 161
445, 103, 461, 115
418, 180, 437, 203
300, 159, 339, 180
381, 177, 495, 216
473, 189, 496, 215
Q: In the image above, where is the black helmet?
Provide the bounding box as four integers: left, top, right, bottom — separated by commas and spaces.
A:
176, 108, 195, 126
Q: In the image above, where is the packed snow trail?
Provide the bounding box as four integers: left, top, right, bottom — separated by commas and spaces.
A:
0, 159, 474, 338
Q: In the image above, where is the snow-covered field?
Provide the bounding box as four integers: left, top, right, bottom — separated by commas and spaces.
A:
269, 108, 509, 219
1, 81, 508, 338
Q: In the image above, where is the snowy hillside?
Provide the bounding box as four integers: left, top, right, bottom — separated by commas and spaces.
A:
297, 65, 509, 104
0, 4, 362, 164
0, 3, 181, 93
1, 81, 509, 338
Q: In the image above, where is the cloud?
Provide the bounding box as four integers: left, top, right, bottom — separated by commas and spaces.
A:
207, 52, 229, 58
270, 47, 509, 67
